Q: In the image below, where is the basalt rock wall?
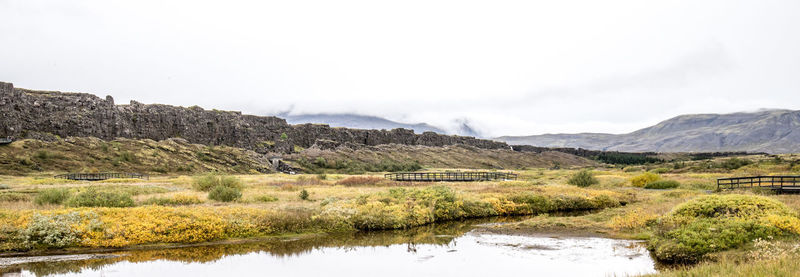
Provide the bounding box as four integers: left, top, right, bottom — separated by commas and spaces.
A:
0, 82, 509, 153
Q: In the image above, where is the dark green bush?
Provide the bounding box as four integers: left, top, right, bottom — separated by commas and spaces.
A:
299, 189, 310, 201
208, 185, 242, 202
35, 188, 71, 205
193, 173, 242, 192
65, 189, 134, 207
567, 170, 598, 187
717, 158, 752, 170
644, 180, 680, 189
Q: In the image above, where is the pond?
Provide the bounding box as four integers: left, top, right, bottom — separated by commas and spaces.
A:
0, 217, 657, 277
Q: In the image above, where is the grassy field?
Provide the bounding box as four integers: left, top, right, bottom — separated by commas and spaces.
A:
1, 154, 800, 276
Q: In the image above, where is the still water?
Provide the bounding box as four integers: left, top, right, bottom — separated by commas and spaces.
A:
1, 218, 657, 277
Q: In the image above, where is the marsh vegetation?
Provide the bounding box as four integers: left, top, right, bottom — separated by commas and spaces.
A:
1, 153, 800, 276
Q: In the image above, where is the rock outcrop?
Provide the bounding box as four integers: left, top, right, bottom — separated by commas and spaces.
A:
0, 81, 509, 153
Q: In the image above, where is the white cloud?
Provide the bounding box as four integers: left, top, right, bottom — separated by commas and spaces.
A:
1, 0, 799, 137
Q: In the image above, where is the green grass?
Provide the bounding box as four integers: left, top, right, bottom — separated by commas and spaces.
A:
645, 180, 680, 189
65, 189, 135, 207
650, 254, 800, 277
34, 188, 71, 205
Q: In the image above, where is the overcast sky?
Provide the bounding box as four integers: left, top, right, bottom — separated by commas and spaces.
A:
1, 0, 799, 137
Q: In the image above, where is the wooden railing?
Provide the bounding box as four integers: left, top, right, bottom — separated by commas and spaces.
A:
717, 176, 800, 191
385, 172, 518, 182
54, 172, 150, 181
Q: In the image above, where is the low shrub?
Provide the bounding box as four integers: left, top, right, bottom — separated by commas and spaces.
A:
323, 185, 627, 230
0, 184, 9, 190
335, 176, 384, 186
35, 189, 71, 205
649, 194, 800, 263
65, 189, 135, 208
650, 167, 671, 174
630, 172, 660, 187
193, 173, 242, 192
644, 180, 680, 189
252, 195, 278, 203
567, 170, 598, 187
22, 212, 88, 248
0, 193, 31, 202
623, 167, 642, 172
142, 194, 203, 206
299, 189, 310, 201
718, 158, 753, 170
208, 186, 241, 202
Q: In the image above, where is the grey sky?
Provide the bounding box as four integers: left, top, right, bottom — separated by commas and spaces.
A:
1, 0, 798, 137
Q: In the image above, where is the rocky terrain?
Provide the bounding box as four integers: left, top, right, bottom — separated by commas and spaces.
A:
0, 81, 508, 154
497, 110, 800, 154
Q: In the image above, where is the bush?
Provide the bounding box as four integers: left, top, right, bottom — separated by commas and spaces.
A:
630, 172, 660, 187
335, 176, 384, 186
35, 188, 71, 205
193, 173, 242, 192
650, 167, 671, 174
208, 186, 241, 202
718, 158, 753, 170
22, 212, 87, 248
0, 193, 31, 202
644, 180, 680, 189
0, 184, 9, 190
649, 195, 798, 263
299, 189, 310, 201
143, 194, 203, 206
567, 170, 598, 187
65, 189, 135, 207
252, 195, 278, 203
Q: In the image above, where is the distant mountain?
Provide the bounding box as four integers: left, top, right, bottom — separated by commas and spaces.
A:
496, 109, 800, 154
280, 113, 447, 134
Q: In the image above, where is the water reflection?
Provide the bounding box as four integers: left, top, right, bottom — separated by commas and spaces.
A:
1, 216, 657, 277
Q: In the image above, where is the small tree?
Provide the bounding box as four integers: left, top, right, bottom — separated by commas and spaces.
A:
280, 133, 288, 140
299, 189, 310, 200
567, 169, 599, 187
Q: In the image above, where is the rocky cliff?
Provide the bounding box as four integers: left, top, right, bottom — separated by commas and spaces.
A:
0, 82, 509, 153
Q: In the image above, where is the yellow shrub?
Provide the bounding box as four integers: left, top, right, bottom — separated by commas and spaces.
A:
630, 172, 660, 187
608, 208, 658, 231
764, 214, 800, 234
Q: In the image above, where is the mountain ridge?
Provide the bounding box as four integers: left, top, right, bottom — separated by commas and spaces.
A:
496, 110, 800, 154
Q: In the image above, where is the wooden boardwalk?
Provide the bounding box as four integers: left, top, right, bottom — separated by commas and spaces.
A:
54, 172, 149, 181
385, 172, 517, 182
717, 175, 800, 192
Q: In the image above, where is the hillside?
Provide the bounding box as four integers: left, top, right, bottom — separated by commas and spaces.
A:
497, 110, 800, 154
0, 137, 594, 175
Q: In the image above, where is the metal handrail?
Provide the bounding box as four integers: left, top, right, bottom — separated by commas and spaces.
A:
717, 175, 800, 190
54, 172, 150, 181
384, 172, 518, 182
